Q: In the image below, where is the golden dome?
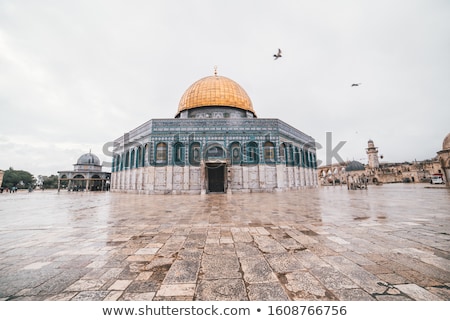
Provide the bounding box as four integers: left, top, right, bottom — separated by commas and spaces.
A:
176, 74, 255, 117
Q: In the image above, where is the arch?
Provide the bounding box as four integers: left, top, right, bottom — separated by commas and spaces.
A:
142, 144, 148, 167
305, 150, 311, 168
286, 144, 294, 166
230, 142, 242, 165
300, 148, 306, 168
294, 146, 300, 166
136, 147, 141, 168
125, 151, 130, 169
280, 143, 293, 166
279, 143, 287, 164
263, 141, 275, 164
130, 149, 135, 169
189, 142, 201, 166
246, 141, 259, 164
156, 142, 168, 165
311, 152, 317, 169
173, 142, 185, 166
113, 155, 118, 172
146, 143, 152, 166
204, 143, 226, 164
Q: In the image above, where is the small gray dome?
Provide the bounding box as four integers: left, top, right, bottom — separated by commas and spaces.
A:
443, 133, 450, 150
345, 160, 365, 172
77, 153, 100, 166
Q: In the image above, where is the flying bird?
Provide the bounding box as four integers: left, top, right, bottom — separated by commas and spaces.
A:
351, 83, 362, 87
273, 48, 282, 60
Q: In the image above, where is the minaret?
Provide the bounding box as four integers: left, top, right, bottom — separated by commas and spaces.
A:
366, 139, 379, 168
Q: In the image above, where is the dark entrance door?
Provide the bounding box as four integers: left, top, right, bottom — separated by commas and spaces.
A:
207, 164, 225, 193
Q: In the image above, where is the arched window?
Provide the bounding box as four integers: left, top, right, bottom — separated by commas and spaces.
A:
205, 144, 225, 163
142, 144, 147, 167
246, 142, 259, 164
300, 149, 305, 168
280, 143, 292, 165
280, 143, 287, 164
147, 143, 152, 165
113, 155, 118, 172
311, 153, 317, 169
230, 142, 241, 165
189, 142, 201, 166
263, 142, 275, 164
136, 147, 141, 168
294, 147, 300, 166
130, 150, 135, 168
285, 144, 294, 166
173, 142, 185, 166
156, 142, 167, 165
125, 151, 130, 169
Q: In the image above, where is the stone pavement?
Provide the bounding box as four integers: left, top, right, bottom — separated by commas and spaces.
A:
0, 184, 449, 301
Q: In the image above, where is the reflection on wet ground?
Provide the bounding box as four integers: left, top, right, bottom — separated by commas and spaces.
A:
0, 184, 449, 301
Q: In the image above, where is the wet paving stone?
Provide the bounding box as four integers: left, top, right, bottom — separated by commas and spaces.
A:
195, 279, 248, 301
247, 282, 290, 301
284, 271, 334, 300
71, 290, 110, 301
240, 256, 279, 284
0, 184, 449, 301
265, 253, 306, 273
334, 288, 375, 301
201, 254, 241, 279
163, 260, 200, 284
126, 280, 159, 293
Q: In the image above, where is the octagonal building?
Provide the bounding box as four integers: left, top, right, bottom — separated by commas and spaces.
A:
111, 71, 318, 194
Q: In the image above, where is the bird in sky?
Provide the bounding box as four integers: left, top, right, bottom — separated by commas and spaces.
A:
273, 48, 282, 60
351, 83, 362, 87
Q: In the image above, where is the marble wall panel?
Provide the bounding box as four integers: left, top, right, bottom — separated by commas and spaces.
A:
189, 168, 201, 189
248, 167, 260, 189
231, 167, 243, 189
155, 168, 167, 189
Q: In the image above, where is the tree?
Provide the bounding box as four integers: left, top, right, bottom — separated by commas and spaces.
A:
1, 167, 35, 189
42, 175, 59, 189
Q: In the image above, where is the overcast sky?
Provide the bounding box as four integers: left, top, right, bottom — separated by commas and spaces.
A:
1, 0, 449, 176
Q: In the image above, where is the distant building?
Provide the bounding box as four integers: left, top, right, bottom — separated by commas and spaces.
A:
318, 138, 447, 186
58, 152, 110, 191
0, 170, 4, 188
366, 139, 380, 169
437, 133, 450, 187
110, 70, 318, 194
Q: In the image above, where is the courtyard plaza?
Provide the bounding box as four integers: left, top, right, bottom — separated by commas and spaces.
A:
0, 183, 449, 301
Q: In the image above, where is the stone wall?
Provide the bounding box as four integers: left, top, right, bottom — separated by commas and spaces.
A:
111, 164, 317, 194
